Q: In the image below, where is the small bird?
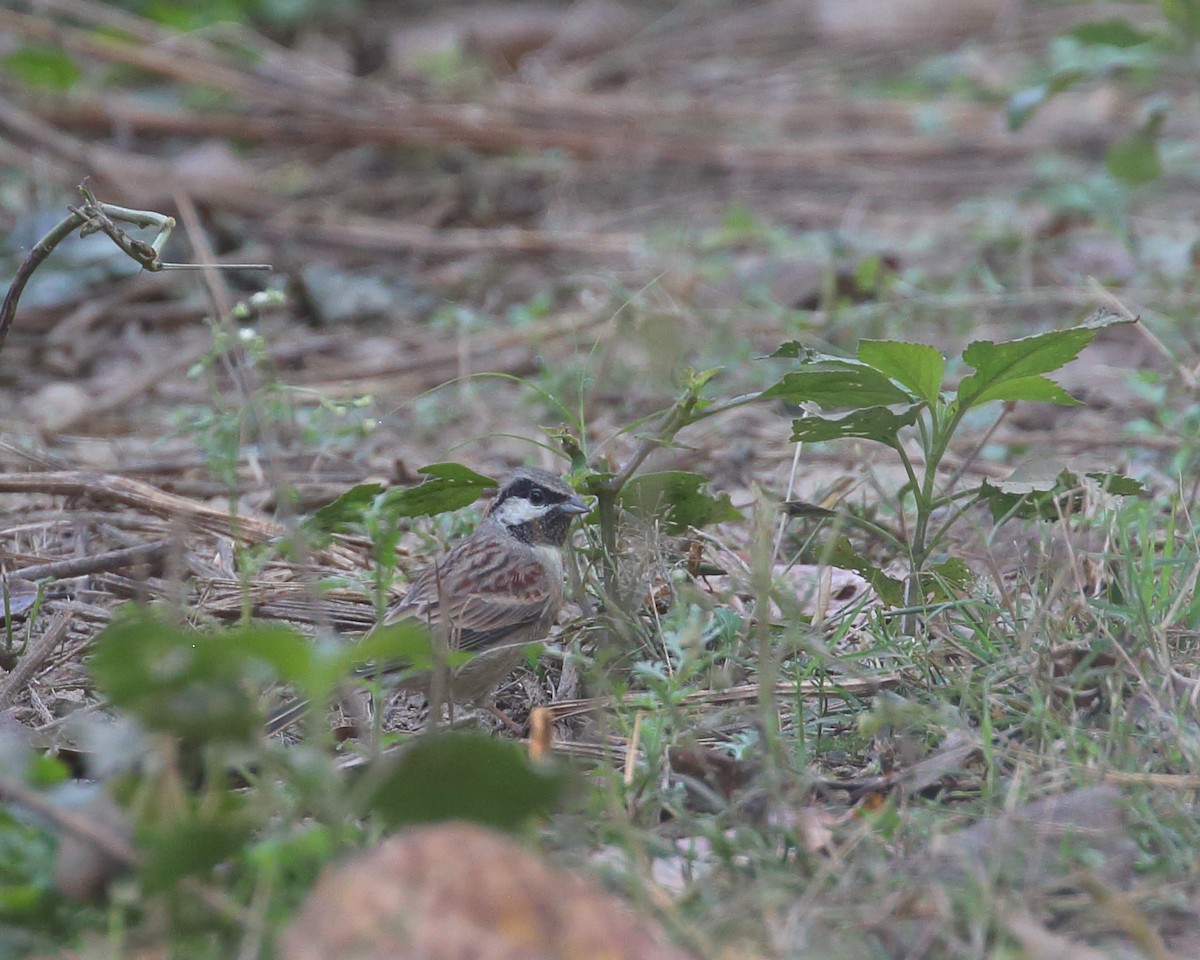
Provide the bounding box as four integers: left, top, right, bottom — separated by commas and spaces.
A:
266, 467, 590, 735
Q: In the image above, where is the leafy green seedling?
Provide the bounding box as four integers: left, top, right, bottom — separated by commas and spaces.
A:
763, 314, 1138, 609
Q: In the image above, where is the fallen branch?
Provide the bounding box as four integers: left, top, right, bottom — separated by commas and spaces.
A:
9, 541, 171, 582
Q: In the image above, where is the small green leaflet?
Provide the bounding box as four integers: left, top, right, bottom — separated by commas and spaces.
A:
857, 341, 944, 404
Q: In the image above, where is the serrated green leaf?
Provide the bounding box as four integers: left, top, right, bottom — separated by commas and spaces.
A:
363, 732, 565, 830
2, 45, 81, 91
762, 358, 915, 409
378, 463, 497, 519
1107, 113, 1164, 186
1085, 471, 1144, 496
825, 538, 904, 606
956, 319, 1128, 411
619, 471, 741, 533
970, 374, 1081, 407
1071, 18, 1155, 48
857, 341, 944, 403
790, 404, 922, 449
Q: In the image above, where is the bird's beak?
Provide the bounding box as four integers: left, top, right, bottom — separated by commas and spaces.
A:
562, 493, 591, 515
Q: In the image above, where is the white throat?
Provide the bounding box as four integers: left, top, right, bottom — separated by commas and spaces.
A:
490, 497, 552, 528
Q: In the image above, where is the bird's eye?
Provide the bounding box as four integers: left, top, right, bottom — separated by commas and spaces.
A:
528, 487, 545, 506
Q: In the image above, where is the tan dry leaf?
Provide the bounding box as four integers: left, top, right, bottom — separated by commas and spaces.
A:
278, 821, 697, 960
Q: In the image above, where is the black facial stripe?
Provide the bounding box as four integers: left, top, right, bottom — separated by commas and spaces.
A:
491, 479, 571, 510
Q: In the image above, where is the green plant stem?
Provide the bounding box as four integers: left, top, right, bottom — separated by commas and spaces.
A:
591, 384, 757, 613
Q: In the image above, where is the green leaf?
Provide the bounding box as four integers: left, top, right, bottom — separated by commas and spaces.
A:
762, 358, 915, 409
1086, 471, 1144, 496
334, 620, 439, 677
140, 816, 254, 891
2, 45, 80, 91
790, 404, 922, 449
825, 539, 904, 606
955, 316, 1130, 412
91, 609, 312, 742
378, 463, 497, 519
306, 482, 385, 533
1006, 70, 1085, 130
977, 469, 1141, 522
857, 341, 944, 403
618, 471, 742, 533
363, 732, 565, 830
923, 558, 974, 602
1107, 113, 1164, 186
768, 341, 808, 360
417, 462, 498, 484
1071, 18, 1155, 48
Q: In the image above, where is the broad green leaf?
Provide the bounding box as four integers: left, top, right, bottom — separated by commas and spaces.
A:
1071, 18, 1155, 48
1107, 113, 1164, 186
969, 375, 1080, 407
955, 317, 1128, 411
825, 538, 904, 606
762, 358, 915, 409
790, 404, 922, 449
858, 341, 944, 403
619, 471, 742, 533
363, 732, 565, 830
2, 45, 80, 91
306, 482, 385, 533
378, 463, 497, 519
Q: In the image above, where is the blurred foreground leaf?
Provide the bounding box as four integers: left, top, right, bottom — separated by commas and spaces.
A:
363, 733, 564, 831
91, 610, 314, 743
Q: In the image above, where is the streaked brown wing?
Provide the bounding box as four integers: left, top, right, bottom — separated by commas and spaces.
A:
387, 534, 554, 652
